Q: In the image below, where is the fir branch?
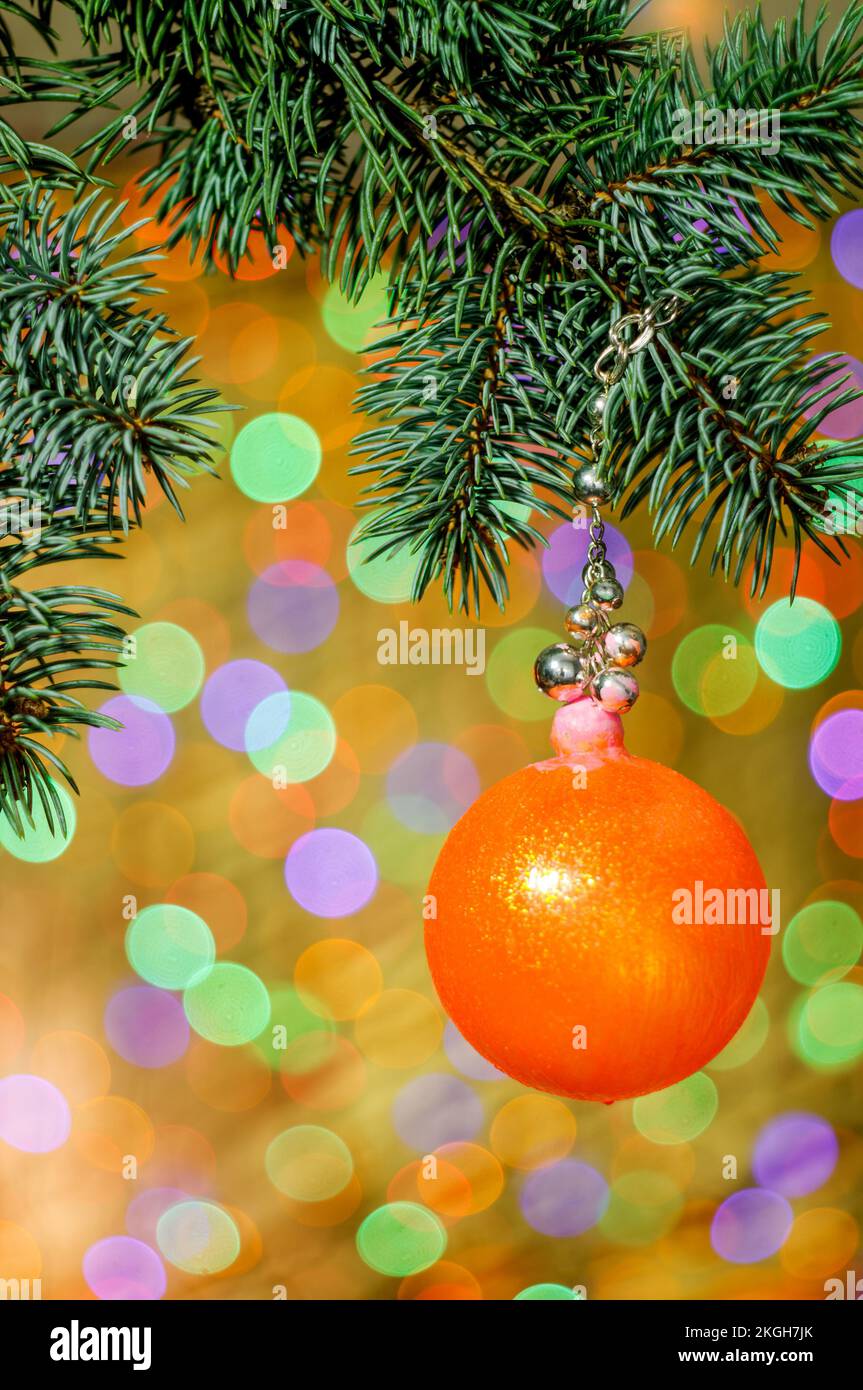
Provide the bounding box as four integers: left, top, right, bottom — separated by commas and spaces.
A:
0, 177, 226, 831
4, 0, 863, 630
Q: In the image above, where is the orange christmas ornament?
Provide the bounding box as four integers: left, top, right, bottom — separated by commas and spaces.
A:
427, 296, 771, 1102
426, 698, 771, 1102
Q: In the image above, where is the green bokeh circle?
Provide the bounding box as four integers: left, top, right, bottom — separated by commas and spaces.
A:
321, 275, 390, 352
156, 1200, 240, 1275
184, 962, 271, 1047
632, 1072, 718, 1144
126, 903, 215, 990
0, 783, 76, 862
246, 691, 336, 783
782, 900, 863, 986
755, 598, 841, 689
119, 622, 205, 713
230, 413, 321, 503
486, 627, 559, 721
671, 625, 753, 715
356, 1202, 446, 1277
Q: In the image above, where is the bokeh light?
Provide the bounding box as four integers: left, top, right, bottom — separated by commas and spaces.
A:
119, 622, 205, 713
284, 828, 378, 917
294, 940, 382, 1020
386, 742, 479, 833
156, 1200, 241, 1275
0, 1074, 70, 1152
356, 1203, 446, 1277
520, 1159, 610, 1236
230, 413, 321, 502
802, 353, 863, 439
542, 520, 633, 605
796, 981, 863, 1067
751, 1112, 839, 1197
265, 1125, 354, 1201
711, 1189, 793, 1264
392, 1074, 484, 1151
354, 990, 443, 1069
105, 986, 191, 1068
632, 1073, 718, 1145
831, 209, 863, 288
754, 599, 841, 689
247, 561, 338, 654
707, 998, 770, 1072
89, 696, 176, 786
809, 709, 863, 800
486, 627, 559, 720
183, 963, 271, 1047
258, 983, 336, 1074
514, 1283, 583, 1301
780, 1207, 859, 1281
490, 1096, 576, 1170
321, 275, 389, 352
443, 1021, 507, 1082
782, 901, 863, 985
125, 904, 215, 991
246, 691, 336, 782
599, 1170, 683, 1246
347, 526, 420, 603
0, 784, 76, 862
200, 659, 287, 752
83, 1236, 167, 1301
73, 1095, 155, 1173
671, 625, 755, 715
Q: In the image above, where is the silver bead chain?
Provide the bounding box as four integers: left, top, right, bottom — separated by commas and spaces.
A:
586, 291, 682, 570
534, 292, 681, 716
581, 509, 607, 600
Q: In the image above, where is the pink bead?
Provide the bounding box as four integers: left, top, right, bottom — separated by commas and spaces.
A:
549, 698, 625, 759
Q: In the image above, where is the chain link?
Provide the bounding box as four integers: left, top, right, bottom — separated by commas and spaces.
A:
580, 292, 682, 592
588, 292, 682, 447
592, 293, 681, 388
580, 506, 608, 602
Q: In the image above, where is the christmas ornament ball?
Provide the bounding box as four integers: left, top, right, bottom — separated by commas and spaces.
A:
426, 701, 770, 1102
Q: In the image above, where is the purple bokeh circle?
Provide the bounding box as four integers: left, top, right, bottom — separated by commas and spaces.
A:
284, 828, 378, 917
802, 355, 863, 440
386, 742, 480, 833
88, 696, 175, 786
392, 1074, 484, 1151
200, 659, 287, 751
0, 1074, 71, 1152
542, 520, 634, 606
126, 1187, 189, 1246
104, 986, 191, 1069
831, 210, 863, 290
519, 1160, 610, 1237
711, 1188, 793, 1264
83, 1235, 167, 1300
247, 561, 339, 654
752, 1112, 839, 1198
443, 1021, 507, 1082
809, 709, 863, 801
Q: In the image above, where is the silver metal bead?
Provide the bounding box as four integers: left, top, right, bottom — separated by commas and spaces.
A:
590, 393, 608, 421
594, 668, 640, 713
534, 643, 587, 703
588, 577, 625, 610
565, 603, 600, 638
603, 621, 647, 667
572, 462, 613, 508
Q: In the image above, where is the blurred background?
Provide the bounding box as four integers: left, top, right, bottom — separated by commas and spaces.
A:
0, 0, 862, 1301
